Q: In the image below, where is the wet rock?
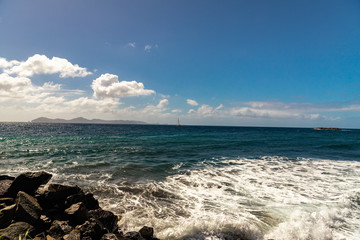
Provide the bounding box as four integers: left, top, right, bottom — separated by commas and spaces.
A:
63, 229, 81, 240
65, 202, 89, 226
0, 204, 16, 229
76, 217, 106, 240
139, 226, 154, 240
65, 192, 86, 208
89, 208, 118, 232
7, 171, 52, 197
0, 221, 35, 239
15, 191, 42, 225
48, 220, 73, 239
0, 176, 14, 197
85, 192, 100, 210
124, 231, 145, 240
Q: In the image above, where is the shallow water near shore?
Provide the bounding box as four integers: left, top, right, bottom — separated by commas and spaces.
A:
1, 123, 360, 239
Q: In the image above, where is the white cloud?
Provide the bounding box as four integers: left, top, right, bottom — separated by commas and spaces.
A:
157, 99, 169, 108
187, 99, 199, 106
1, 54, 92, 78
128, 42, 136, 48
172, 109, 182, 113
0, 73, 31, 91
91, 73, 155, 98
144, 45, 152, 52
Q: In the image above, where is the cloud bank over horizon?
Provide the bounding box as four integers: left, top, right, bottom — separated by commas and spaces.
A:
0, 53, 359, 127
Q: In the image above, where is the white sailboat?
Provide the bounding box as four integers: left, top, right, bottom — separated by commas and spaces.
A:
177, 118, 181, 127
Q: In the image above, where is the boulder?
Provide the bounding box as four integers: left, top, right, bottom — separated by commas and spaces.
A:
6, 171, 52, 197
85, 192, 100, 210
0, 176, 14, 197
48, 220, 73, 239
0, 203, 16, 229
89, 208, 118, 232
64, 202, 89, 226
0, 221, 35, 239
37, 184, 82, 210
64, 192, 86, 208
14, 191, 42, 225
139, 226, 154, 240
0, 197, 14, 206
124, 231, 145, 240
76, 217, 106, 240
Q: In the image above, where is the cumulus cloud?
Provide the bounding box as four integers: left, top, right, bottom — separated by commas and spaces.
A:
144, 45, 152, 52
0, 73, 31, 91
91, 73, 155, 98
1, 54, 92, 78
187, 99, 199, 106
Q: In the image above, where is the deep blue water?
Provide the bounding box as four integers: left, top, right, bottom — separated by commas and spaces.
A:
1, 123, 360, 239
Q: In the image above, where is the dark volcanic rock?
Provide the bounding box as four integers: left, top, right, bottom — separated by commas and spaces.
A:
48, 220, 73, 239
101, 233, 121, 240
125, 231, 145, 240
139, 226, 154, 240
37, 184, 82, 210
76, 218, 106, 240
0, 204, 16, 229
89, 208, 118, 232
65, 202, 89, 226
0, 176, 14, 197
15, 191, 43, 225
0, 221, 35, 239
85, 192, 100, 210
0, 197, 14, 206
6, 171, 52, 197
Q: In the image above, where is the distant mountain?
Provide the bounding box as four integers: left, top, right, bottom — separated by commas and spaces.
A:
31, 117, 147, 125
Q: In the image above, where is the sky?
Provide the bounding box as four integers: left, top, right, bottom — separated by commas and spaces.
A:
0, 0, 360, 128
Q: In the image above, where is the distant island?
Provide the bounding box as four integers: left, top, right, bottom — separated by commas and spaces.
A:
31, 117, 147, 125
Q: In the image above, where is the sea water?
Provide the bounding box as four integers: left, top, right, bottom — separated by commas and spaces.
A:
0, 123, 359, 240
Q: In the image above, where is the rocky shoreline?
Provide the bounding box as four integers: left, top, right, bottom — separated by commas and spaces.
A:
0, 172, 157, 240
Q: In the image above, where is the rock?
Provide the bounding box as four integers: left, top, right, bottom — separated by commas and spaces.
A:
101, 233, 120, 240
6, 171, 52, 197
63, 230, 81, 240
0, 204, 16, 229
0, 221, 35, 239
0, 176, 14, 197
64, 192, 86, 208
85, 192, 100, 210
37, 184, 82, 210
139, 226, 154, 240
76, 218, 106, 240
124, 231, 145, 240
15, 191, 42, 225
48, 220, 73, 239
89, 208, 118, 232
64, 202, 89, 226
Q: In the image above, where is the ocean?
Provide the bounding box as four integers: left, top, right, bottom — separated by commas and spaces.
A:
0, 123, 359, 240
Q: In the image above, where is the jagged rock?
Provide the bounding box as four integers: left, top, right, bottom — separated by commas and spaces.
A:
48, 220, 73, 239
85, 192, 100, 210
124, 231, 145, 240
89, 208, 118, 232
0, 221, 35, 239
101, 233, 121, 240
37, 184, 82, 211
0, 176, 14, 197
63, 229, 81, 240
65, 202, 89, 226
15, 191, 42, 225
6, 171, 52, 197
139, 226, 154, 240
76, 217, 106, 240
0, 204, 16, 228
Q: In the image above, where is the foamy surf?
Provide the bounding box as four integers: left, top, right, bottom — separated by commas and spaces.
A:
67, 156, 358, 240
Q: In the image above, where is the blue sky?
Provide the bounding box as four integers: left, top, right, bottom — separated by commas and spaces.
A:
1, 0, 360, 127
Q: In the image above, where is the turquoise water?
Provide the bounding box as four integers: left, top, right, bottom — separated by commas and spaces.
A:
1, 123, 360, 239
